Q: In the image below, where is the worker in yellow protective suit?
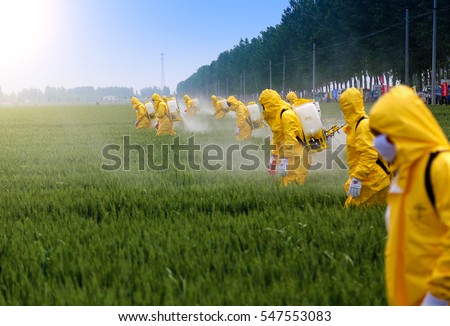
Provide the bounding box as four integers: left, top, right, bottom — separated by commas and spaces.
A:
259, 89, 310, 186
211, 95, 226, 120
369, 85, 450, 306
183, 94, 197, 116
130, 97, 152, 129
152, 93, 176, 136
211, 95, 217, 110
286, 91, 314, 106
339, 87, 390, 207
226, 96, 252, 141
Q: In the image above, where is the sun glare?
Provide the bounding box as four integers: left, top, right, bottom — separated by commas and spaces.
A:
0, 0, 54, 66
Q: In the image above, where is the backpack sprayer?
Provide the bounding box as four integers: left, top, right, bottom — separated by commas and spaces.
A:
291, 100, 346, 152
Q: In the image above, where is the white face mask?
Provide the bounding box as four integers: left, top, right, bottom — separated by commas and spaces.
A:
373, 134, 396, 163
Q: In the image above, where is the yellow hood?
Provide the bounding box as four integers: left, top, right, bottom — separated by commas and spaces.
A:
131, 96, 141, 109
226, 95, 240, 111
286, 91, 298, 104
152, 93, 162, 106
339, 87, 366, 125
259, 89, 287, 122
370, 85, 450, 170
151, 93, 162, 102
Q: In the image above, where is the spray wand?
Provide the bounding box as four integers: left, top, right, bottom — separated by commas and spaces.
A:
325, 124, 346, 139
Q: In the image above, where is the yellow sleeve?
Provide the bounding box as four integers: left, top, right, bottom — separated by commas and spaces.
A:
156, 102, 166, 119
271, 135, 281, 157
281, 110, 302, 158
140, 104, 150, 120
353, 119, 379, 180
429, 153, 450, 301
236, 105, 249, 129
269, 121, 282, 157
214, 101, 222, 111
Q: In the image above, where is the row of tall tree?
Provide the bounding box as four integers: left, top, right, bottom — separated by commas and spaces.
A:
176, 0, 450, 98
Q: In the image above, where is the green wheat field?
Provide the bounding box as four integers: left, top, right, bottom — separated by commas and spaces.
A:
0, 102, 448, 305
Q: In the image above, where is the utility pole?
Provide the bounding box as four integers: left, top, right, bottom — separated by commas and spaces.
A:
282, 55, 286, 97
226, 77, 229, 98
313, 43, 316, 99
431, 0, 437, 104
269, 60, 272, 89
405, 8, 409, 85
240, 73, 243, 98
160, 53, 165, 92
243, 71, 246, 100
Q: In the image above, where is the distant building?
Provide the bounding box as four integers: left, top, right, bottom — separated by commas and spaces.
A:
102, 95, 118, 102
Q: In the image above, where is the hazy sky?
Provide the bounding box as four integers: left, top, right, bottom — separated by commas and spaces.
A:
0, 0, 291, 94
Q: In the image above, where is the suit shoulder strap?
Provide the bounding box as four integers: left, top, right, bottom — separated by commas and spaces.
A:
425, 151, 441, 208
355, 116, 367, 131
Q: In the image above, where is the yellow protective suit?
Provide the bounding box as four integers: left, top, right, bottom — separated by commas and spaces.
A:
259, 89, 311, 186
339, 87, 390, 207
152, 93, 176, 136
370, 85, 450, 306
211, 95, 226, 120
184, 94, 196, 116
227, 96, 252, 141
131, 97, 152, 129
286, 91, 314, 106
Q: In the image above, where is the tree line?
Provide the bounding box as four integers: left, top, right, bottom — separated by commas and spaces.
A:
176, 0, 450, 99
0, 86, 171, 104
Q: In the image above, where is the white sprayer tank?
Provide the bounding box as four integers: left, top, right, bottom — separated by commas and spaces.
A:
192, 98, 200, 109
145, 101, 155, 115
167, 99, 178, 114
247, 102, 264, 129
313, 101, 321, 118
292, 101, 323, 138
219, 99, 229, 109
167, 98, 182, 122
144, 101, 158, 127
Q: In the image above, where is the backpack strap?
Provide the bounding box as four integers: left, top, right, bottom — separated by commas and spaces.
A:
280, 108, 288, 119
425, 151, 441, 208
376, 158, 391, 176
355, 116, 367, 131
246, 117, 253, 129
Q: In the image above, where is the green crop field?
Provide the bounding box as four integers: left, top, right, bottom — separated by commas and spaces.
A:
0, 102, 448, 305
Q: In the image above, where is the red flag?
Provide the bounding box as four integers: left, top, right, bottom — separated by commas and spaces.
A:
442, 82, 448, 97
